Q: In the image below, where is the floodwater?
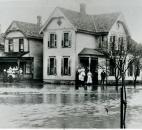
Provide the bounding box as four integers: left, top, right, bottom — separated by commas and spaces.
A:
0, 83, 141, 128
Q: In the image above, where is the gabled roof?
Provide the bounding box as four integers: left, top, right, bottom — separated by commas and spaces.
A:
40, 7, 121, 34
58, 7, 96, 33
5, 21, 43, 39
92, 13, 121, 32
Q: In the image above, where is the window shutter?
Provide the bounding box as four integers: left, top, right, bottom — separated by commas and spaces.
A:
48, 34, 50, 48
5, 39, 9, 52
69, 32, 72, 47
54, 58, 57, 75
68, 58, 71, 75
14, 39, 19, 52
103, 36, 108, 49
47, 58, 50, 75
124, 38, 127, 50
23, 39, 28, 52
61, 58, 64, 75
110, 36, 113, 43
61, 33, 64, 47
54, 34, 57, 48
118, 37, 120, 50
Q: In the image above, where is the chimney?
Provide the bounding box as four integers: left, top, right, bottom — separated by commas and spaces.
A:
80, 3, 86, 16
37, 16, 42, 26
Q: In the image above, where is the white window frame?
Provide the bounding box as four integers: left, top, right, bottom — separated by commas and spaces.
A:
61, 56, 71, 76
62, 31, 72, 48
48, 33, 57, 48
47, 56, 57, 75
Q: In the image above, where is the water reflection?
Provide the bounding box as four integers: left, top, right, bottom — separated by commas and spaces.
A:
0, 83, 141, 128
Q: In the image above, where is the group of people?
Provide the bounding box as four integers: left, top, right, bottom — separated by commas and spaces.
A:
76, 66, 106, 87
3, 66, 23, 82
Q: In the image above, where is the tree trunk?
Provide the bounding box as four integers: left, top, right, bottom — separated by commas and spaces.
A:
115, 78, 119, 87
134, 75, 137, 88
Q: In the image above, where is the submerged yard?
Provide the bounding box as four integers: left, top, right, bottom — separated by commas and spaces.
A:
0, 83, 141, 128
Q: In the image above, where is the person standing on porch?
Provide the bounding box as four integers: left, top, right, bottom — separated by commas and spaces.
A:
87, 71, 92, 86
79, 67, 86, 86
3, 69, 7, 82
101, 70, 106, 85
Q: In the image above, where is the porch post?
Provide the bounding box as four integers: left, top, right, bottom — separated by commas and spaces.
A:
106, 58, 108, 85
89, 56, 91, 71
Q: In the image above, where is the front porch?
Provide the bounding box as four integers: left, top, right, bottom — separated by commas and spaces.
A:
78, 48, 107, 85
0, 57, 33, 79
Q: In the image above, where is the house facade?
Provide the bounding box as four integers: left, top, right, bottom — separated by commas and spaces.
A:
40, 4, 142, 84
2, 18, 43, 80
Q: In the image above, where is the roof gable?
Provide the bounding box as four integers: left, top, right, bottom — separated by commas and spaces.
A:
46, 8, 75, 30
5, 21, 43, 39
40, 7, 76, 33
9, 22, 19, 30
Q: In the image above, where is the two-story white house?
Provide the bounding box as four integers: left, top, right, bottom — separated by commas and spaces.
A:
2, 17, 43, 80
40, 4, 142, 84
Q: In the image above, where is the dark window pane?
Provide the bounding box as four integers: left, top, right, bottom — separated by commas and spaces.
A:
64, 33, 69, 47
64, 58, 68, 75
19, 39, 24, 51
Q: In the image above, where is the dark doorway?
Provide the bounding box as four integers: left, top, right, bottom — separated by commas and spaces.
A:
80, 57, 89, 70
90, 58, 98, 85
79, 57, 98, 85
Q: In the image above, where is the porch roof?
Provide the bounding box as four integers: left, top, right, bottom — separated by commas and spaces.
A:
78, 48, 105, 57
0, 57, 33, 62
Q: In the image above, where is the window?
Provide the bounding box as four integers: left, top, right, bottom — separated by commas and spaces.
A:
110, 36, 115, 51
98, 36, 108, 49
19, 39, 24, 52
48, 33, 57, 48
109, 59, 115, 76
8, 39, 13, 52
25, 63, 31, 74
118, 37, 124, 51
128, 63, 133, 76
62, 32, 71, 48
47, 57, 57, 75
61, 57, 71, 75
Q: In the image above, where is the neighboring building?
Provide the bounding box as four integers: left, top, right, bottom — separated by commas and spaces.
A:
2, 17, 43, 80
40, 4, 142, 84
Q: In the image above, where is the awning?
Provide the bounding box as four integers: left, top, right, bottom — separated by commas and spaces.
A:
78, 48, 106, 57
4, 51, 29, 57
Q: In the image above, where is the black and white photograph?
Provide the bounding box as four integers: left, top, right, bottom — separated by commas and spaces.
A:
0, 0, 142, 129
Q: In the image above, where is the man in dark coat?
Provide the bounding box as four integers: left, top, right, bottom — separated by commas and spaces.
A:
101, 70, 106, 85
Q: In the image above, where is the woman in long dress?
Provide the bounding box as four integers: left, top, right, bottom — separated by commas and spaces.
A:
87, 71, 92, 85
78, 67, 86, 86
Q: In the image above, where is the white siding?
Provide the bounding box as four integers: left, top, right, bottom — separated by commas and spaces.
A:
76, 33, 96, 54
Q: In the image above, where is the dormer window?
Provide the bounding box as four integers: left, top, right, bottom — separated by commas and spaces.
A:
62, 32, 71, 48
48, 33, 57, 48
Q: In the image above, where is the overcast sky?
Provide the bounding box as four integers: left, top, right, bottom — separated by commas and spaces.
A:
0, 0, 142, 43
